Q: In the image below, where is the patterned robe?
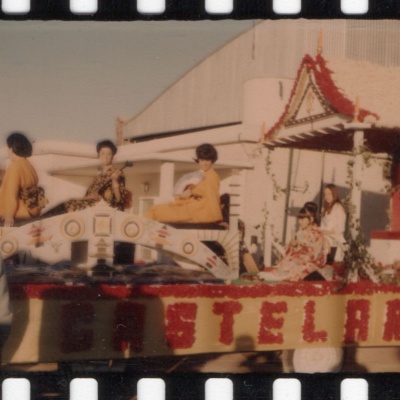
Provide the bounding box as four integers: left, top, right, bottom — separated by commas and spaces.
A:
259, 227, 327, 282
43, 166, 128, 217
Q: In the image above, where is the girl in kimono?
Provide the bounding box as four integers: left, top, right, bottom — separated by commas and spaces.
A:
259, 203, 327, 282
43, 140, 128, 217
321, 184, 347, 263
0, 132, 47, 227
145, 143, 223, 223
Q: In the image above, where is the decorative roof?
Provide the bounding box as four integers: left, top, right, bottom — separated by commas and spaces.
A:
122, 21, 400, 143
327, 57, 400, 128
264, 53, 400, 152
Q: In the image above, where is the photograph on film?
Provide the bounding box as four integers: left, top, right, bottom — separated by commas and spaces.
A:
0, 19, 399, 377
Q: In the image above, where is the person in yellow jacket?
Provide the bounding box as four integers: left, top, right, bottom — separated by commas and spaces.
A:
146, 143, 223, 223
0, 132, 47, 227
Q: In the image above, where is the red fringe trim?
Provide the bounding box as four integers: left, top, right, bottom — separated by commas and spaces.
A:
10, 281, 400, 301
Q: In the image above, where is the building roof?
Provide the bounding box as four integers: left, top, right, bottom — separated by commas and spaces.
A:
122, 20, 400, 143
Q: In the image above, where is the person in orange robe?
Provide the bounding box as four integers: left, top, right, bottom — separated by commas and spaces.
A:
146, 143, 223, 223
0, 132, 47, 227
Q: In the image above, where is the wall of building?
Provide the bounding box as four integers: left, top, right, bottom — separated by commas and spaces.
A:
123, 20, 400, 140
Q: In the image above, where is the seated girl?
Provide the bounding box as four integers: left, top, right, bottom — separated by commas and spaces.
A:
145, 143, 223, 224
321, 184, 347, 263
0, 132, 48, 227
259, 202, 327, 282
43, 140, 128, 217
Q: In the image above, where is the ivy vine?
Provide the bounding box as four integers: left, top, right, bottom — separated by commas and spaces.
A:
262, 151, 286, 263
341, 226, 380, 286
341, 142, 388, 285
265, 150, 285, 201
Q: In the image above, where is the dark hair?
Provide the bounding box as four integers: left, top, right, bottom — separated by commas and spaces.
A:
96, 140, 117, 156
303, 201, 320, 226
298, 202, 319, 225
323, 184, 343, 215
7, 132, 33, 157
195, 143, 218, 163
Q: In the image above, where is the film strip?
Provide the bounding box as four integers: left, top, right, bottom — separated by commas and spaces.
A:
1, 1, 400, 399
0, 375, 376, 399
0, 0, 399, 19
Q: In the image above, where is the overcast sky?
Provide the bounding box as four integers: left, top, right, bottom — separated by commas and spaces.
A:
0, 20, 255, 145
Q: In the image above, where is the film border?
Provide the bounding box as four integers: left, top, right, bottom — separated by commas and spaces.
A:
0, 0, 398, 21
0, 6, 400, 400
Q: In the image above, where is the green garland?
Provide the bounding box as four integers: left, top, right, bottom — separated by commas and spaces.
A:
341, 143, 390, 285
263, 150, 286, 263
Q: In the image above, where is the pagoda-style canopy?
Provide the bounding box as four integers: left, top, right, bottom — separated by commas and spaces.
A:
264, 53, 400, 154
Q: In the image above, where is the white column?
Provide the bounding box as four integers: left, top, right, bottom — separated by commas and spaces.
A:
263, 212, 273, 267
263, 151, 274, 267
350, 130, 364, 237
159, 162, 175, 202
228, 169, 243, 229
347, 130, 365, 283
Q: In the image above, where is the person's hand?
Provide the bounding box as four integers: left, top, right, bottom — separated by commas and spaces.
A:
3, 215, 14, 227
111, 169, 122, 182
180, 188, 192, 199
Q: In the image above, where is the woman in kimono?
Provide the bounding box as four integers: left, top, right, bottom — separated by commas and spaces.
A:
44, 140, 128, 217
0, 132, 47, 227
145, 143, 223, 223
259, 203, 327, 282
321, 184, 347, 263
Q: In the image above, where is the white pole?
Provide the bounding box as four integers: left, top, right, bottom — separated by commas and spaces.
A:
263, 150, 274, 267
350, 130, 364, 237
159, 162, 175, 203
347, 129, 364, 282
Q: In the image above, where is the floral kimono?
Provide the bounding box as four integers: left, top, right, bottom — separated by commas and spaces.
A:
65, 166, 128, 212
43, 166, 128, 217
259, 227, 327, 282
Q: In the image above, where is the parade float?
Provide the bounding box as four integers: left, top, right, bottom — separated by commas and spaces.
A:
1, 24, 400, 374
